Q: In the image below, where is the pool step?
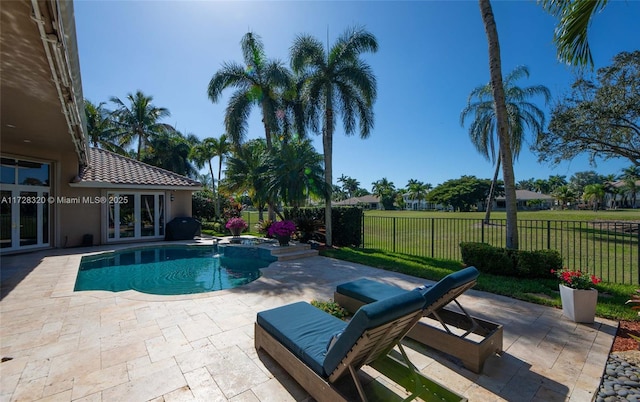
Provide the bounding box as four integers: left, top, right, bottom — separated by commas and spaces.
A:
269, 243, 319, 261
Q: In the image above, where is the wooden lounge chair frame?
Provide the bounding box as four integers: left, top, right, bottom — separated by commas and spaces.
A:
335, 278, 503, 373
255, 307, 425, 402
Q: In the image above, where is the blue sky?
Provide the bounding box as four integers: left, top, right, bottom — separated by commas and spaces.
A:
74, 1, 640, 192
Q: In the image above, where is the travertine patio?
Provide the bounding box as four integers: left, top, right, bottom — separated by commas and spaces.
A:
0, 243, 617, 401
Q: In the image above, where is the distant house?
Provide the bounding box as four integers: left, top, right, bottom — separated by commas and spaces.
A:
605, 180, 640, 209
401, 195, 436, 211
333, 195, 381, 210
493, 190, 554, 211
1, 1, 201, 253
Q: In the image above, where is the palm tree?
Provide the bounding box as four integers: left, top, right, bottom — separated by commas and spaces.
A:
291, 26, 378, 246
190, 138, 218, 204
208, 32, 290, 149
583, 183, 606, 211
142, 130, 197, 177
211, 134, 232, 216
224, 139, 270, 221
84, 100, 124, 154
337, 175, 360, 199
371, 178, 396, 210
540, 0, 608, 68
405, 180, 432, 210
547, 175, 567, 192
477, 0, 523, 249
461, 65, 551, 223
517, 178, 535, 191
552, 185, 576, 209
620, 166, 640, 208
109, 90, 173, 160
264, 139, 327, 213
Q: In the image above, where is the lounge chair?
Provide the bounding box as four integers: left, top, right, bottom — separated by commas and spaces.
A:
255, 290, 429, 401
334, 267, 503, 373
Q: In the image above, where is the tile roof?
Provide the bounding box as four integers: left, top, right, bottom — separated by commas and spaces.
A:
334, 195, 380, 205
495, 189, 554, 201
76, 148, 201, 189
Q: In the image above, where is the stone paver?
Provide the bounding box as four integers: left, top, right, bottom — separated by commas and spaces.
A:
0, 243, 616, 401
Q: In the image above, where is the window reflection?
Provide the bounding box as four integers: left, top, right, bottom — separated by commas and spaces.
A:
18, 160, 49, 186
1, 158, 50, 186
1, 158, 16, 184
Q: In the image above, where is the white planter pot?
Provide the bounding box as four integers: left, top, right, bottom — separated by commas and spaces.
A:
559, 284, 598, 323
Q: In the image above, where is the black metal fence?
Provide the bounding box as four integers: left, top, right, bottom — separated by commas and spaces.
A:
362, 216, 640, 284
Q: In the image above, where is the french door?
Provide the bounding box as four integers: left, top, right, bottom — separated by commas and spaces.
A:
1, 157, 50, 252
107, 192, 165, 241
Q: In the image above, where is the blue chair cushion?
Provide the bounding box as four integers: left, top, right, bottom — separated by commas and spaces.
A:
336, 267, 479, 310
257, 301, 346, 376
420, 267, 479, 307
336, 278, 408, 303
323, 290, 425, 375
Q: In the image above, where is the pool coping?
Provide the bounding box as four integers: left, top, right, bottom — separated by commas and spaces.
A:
51, 239, 290, 302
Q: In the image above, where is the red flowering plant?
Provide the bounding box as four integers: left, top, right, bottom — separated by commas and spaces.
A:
551, 268, 601, 290
267, 220, 296, 238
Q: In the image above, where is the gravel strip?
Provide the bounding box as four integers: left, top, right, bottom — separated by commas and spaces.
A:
597, 352, 640, 402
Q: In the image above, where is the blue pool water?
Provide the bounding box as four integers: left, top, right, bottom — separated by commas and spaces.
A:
75, 245, 270, 295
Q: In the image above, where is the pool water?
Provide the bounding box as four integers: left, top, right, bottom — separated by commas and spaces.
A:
75, 246, 269, 295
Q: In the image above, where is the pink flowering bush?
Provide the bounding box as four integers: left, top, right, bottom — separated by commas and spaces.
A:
225, 217, 247, 231
268, 220, 296, 238
551, 268, 601, 290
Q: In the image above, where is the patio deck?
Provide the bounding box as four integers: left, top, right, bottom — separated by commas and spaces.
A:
0, 243, 617, 401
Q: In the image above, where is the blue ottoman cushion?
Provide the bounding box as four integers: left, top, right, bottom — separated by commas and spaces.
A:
257, 302, 346, 376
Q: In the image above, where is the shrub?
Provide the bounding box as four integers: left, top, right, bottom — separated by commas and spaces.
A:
192, 190, 215, 221
268, 220, 296, 237
460, 242, 514, 275
310, 299, 348, 320
294, 216, 324, 243
460, 242, 562, 279
223, 197, 243, 220
284, 206, 363, 247
255, 219, 273, 237
201, 221, 223, 232
516, 249, 562, 278
225, 217, 248, 230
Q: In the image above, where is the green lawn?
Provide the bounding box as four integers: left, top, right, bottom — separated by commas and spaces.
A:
364, 208, 640, 221
363, 209, 639, 285
320, 247, 640, 321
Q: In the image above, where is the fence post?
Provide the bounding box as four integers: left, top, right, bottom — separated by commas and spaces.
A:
392, 217, 396, 253
431, 218, 435, 258
547, 220, 551, 250
481, 219, 485, 243
361, 211, 365, 248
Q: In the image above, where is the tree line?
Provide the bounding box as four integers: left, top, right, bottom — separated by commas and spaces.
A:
335, 167, 640, 212
86, 2, 638, 249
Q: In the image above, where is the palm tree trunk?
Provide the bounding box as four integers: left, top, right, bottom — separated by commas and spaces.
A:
216, 158, 223, 218
479, 0, 519, 249
484, 155, 501, 223
208, 161, 218, 217
261, 105, 277, 221
323, 100, 334, 247
137, 129, 143, 161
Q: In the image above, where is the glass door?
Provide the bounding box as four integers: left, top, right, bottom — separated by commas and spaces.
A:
1, 190, 11, 249
0, 158, 50, 252
107, 192, 165, 241
0, 188, 50, 251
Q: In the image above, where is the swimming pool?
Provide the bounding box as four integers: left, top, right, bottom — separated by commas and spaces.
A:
75, 245, 272, 295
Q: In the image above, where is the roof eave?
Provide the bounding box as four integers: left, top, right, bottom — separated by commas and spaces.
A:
68, 182, 203, 191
